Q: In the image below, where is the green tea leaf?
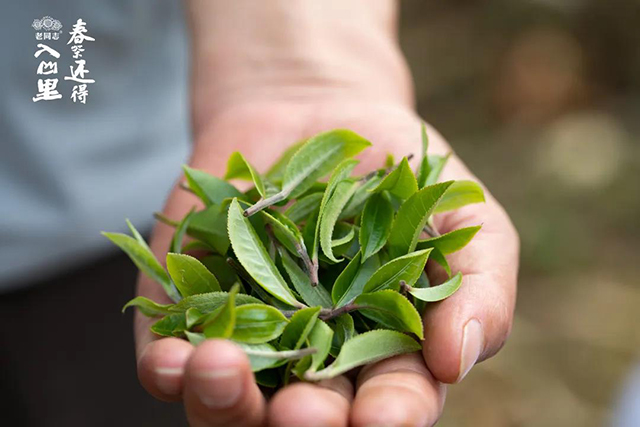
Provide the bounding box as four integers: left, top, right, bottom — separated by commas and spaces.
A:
185, 307, 204, 329
283, 130, 370, 199
331, 223, 355, 248
225, 152, 267, 198
202, 284, 238, 338
417, 226, 481, 254
151, 313, 186, 337
312, 159, 360, 259
339, 175, 382, 220
187, 205, 230, 255
231, 304, 289, 343
185, 331, 206, 346
387, 181, 454, 259
228, 198, 301, 307
170, 208, 194, 254
409, 272, 463, 302
306, 330, 421, 380
373, 157, 418, 200
280, 306, 321, 350
332, 252, 381, 308
122, 296, 173, 317
425, 154, 450, 187
359, 192, 393, 262
103, 231, 180, 302
265, 141, 305, 181
200, 255, 239, 291
171, 291, 262, 314
279, 249, 332, 308
416, 225, 481, 275
284, 193, 323, 224
354, 290, 424, 339
434, 180, 485, 213
306, 319, 334, 372
166, 253, 222, 297
330, 314, 355, 357
236, 343, 311, 372
260, 209, 304, 257
183, 165, 243, 206
320, 180, 358, 262
362, 249, 432, 293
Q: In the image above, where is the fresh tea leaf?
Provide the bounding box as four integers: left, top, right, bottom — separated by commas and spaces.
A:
183, 165, 243, 206
359, 192, 393, 262
151, 313, 186, 337
280, 306, 321, 350
284, 192, 323, 224
409, 272, 463, 302
166, 253, 222, 297
170, 208, 194, 254
329, 314, 355, 357
279, 249, 332, 308
387, 181, 454, 259
283, 130, 370, 199
228, 199, 301, 307
306, 319, 334, 372
187, 205, 230, 255
202, 284, 238, 338
225, 152, 267, 198
306, 330, 421, 380
185, 331, 206, 346
373, 157, 418, 200
265, 141, 305, 181
103, 231, 180, 302
185, 307, 204, 329
339, 175, 382, 220
122, 296, 173, 317
355, 290, 424, 339
417, 226, 481, 254
237, 343, 312, 372
319, 180, 358, 262
434, 180, 485, 213
332, 252, 381, 308
424, 154, 450, 187
231, 304, 289, 344
171, 291, 262, 314
362, 249, 432, 293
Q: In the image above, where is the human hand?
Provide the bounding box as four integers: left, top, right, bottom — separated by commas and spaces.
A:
134, 1, 518, 425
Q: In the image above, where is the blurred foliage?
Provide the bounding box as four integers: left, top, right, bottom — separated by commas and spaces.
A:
399, 1, 640, 425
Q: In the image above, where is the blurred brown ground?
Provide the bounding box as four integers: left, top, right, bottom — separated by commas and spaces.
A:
399, 1, 640, 426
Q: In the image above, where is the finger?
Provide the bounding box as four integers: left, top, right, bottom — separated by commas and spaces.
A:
350, 352, 446, 427
137, 337, 194, 401
183, 339, 266, 427
267, 376, 353, 427
420, 125, 520, 384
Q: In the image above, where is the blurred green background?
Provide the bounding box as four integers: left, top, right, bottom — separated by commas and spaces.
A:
399, 1, 640, 425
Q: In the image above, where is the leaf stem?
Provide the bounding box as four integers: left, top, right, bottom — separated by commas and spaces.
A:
153, 212, 179, 228
294, 241, 317, 286
243, 190, 290, 217
244, 347, 317, 360
318, 303, 359, 321
179, 181, 197, 195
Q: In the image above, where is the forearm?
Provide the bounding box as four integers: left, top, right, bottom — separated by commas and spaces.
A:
186, 0, 414, 129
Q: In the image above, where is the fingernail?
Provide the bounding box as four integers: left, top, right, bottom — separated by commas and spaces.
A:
192, 368, 243, 409
154, 366, 184, 396
457, 319, 484, 383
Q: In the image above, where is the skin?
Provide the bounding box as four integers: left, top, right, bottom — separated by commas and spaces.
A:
135, 1, 519, 426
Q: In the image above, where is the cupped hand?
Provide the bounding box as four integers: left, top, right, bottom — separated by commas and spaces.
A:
134, 99, 519, 426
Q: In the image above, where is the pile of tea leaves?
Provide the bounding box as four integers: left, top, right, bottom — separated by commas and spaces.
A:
104, 126, 484, 387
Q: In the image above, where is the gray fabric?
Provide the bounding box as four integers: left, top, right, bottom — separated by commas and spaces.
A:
0, 1, 190, 290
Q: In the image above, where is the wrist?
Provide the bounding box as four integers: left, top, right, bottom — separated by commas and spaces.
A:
186, 0, 414, 131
